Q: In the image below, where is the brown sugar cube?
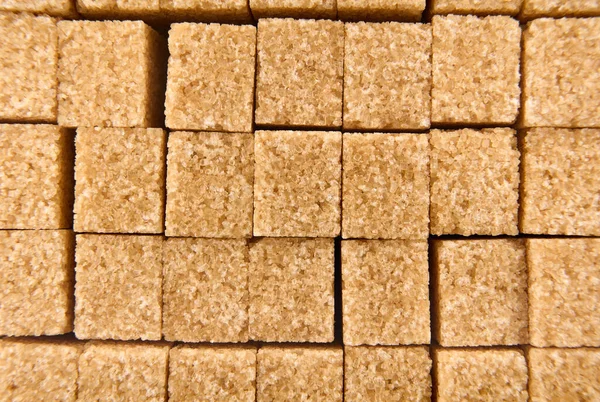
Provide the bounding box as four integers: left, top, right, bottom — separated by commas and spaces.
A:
57, 20, 165, 128
520, 128, 600, 236
166, 132, 253, 238
249, 238, 334, 342
521, 0, 600, 19
431, 0, 522, 15
342, 240, 430, 346
433, 239, 528, 346
250, 0, 336, 18
432, 15, 521, 125
0, 0, 76, 16
254, 131, 341, 237
161, 0, 251, 22
527, 238, 600, 347
165, 23, 256, 133
338, 0, 425, 21
435, 348, 528, 402
345, 346, 432, 401
0, 124, 73, 230
77, 0, 160, 18
430, 128, 520, 236
344, 23, 431, 130
255, 19, 344, 128
0, 230, 74, 336
342, 133, 429, 239
257, 346, 343, 401
74, 235, 162, 341
74, 127, 166, 234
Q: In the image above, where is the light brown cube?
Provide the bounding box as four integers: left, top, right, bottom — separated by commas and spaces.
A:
249, 238, 334, 343
74, 235, 163, 341
77, 0, 160, 18
521, 0, 600, 19
0, 230, 74, 336
165, 23, 256, 132
254, 131, 341, 237
433, 240, 528, 346
431, 0, 522, 15
527, 238, 600, 347
338, 0, 425, 21
0, 0, 76, 16
166, 132, 253, 238
432, 15, 521, 125
250, 0, 336, 18
342, 240, 430, 346
255, 19, 344, 128
74, 127, 166, 234
342, 133, 429, 239
430, 128, 520, 236
161, 0, 251, 22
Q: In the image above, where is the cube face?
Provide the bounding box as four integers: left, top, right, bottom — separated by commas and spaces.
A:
432, 15, 521, 125
430, 128, 520, 236
0, 0, 76, 16
74, 127, 166, 234
342, 240, 430, 346
250, 0, 336, 18
254, 131, 341, 237
342, 133, 429, 239
527, 238, 600, 347
77, 0, 160, 17
165, 132, 253, 238
431, 0, 522, 15
249, 238, 335, 342
165, 24, 256, 132
433, 240, 528, 346
74, 235, 163, 341
521, 0, 600, 19
163, 238, 249, 343
161, 0, 251, 21
520, 128, 600, 236
338, 0, 425, 21
255, 19, 344, 128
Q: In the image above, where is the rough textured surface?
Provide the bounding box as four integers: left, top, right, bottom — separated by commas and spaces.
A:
161, 0, 251, 22
521, 0, 600, 19
255, 19, 344, 128
338, 0, 425, 21
432, 15, 521, 125
342, 240, 430, 346
169, 345, 256, 402
257, 347, 343, 402
0, 0, 76, 16
342, 133, 429, 239
0, 230, 74, 336
345, 346, 432, 402
163, 238, 249, 343
0, 124, 73, 230
433, 240, 528, 347
254, 131, 341, 237
74, 235, 163, 341
430, 129, 520, 236
77, 0, 160, 17
74, 127, 166, 234
520, 128, 600, 236
435, 349, 528, 402
527, 238, 600, 347
166, 132, 253, 238
251, 0, 335, 18
249, 238, 334, 342
431, 0, 522, 15
165, 24, 255, 132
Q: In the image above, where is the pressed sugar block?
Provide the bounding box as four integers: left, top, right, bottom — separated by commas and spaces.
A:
74, 127, 166, 234
74, 235, 163, 341
342, 133, 429, 239
57, 20, 166, 128
166, 132, 253, 238
77, 0, 160, 18
431, 0, 522, 15
161, 0, 251, 22
338, 0, 425, 21
520, 128, 600, 236
344, 22, 431, 130
0, 0, 76, 16
433, 240, 528, 346
254, 131, 341, 237
342, 240, 430, 346
165, 23, 256, 132
255, 19, 344, 128
249, 238, 334, 342
527, 238, 600, 347
432, 15, 521, 125
250, 0, 336, 18
257, 347, 343, 402
345, 346, 432, 401
163, 238, 249, 343
521, 0, 600, 19
0, 230, 74, 336
430, 129, 520, 236
0, 124, 73, 230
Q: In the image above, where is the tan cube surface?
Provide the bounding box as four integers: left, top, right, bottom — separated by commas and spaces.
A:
77, 0, 160, 18
249, 238, 334, 342
430, 128, 520, 236
161, 0, 251, 22
432, 15, 521, 125
433, 240, 528, 346
255, 19, 344, 128
0, 0, 76, 16
521, 0, 600, 19
0, 230, 74, 336
338, 0, 425, 21
527, 238, 600, 347
250, 0, 336, 18
431, 0, 522, 15
165, 23, 255, 132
